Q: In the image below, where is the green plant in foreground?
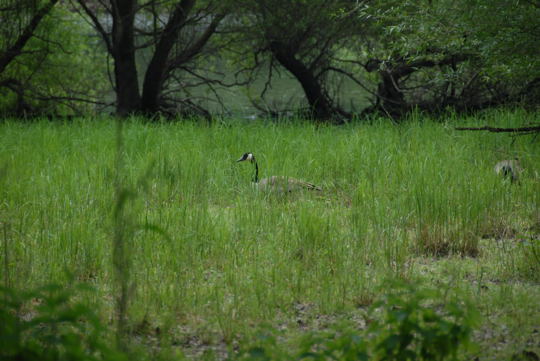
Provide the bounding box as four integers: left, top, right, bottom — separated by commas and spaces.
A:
235, 282, 479, 361
0, 283, 126, 361
368, 282, 479, 361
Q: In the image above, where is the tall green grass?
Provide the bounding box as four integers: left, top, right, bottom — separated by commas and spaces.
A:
1, 110, 539, 358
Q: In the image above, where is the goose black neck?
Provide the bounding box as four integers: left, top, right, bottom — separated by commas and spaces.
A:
252, 161, 259, 183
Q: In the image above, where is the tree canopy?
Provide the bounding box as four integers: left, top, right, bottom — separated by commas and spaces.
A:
0, 0, 538, 120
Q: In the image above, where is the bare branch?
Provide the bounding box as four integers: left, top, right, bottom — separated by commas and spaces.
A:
455, 125, 540, 133
72, 0, 113, 54
323, 66, 378, 97
166, 13, 224, 71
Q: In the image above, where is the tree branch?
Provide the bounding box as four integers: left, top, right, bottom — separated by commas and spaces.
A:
0, 0, 59, 74
455, 125, 540, 133
74, 0, 113, 54
166, 14, 224, 71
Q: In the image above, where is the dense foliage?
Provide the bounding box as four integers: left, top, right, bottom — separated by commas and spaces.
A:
0, 0, 538, 119
360, 0, 540, 116
0, 0, 108, 116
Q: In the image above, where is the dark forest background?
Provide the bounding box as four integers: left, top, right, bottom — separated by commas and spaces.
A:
1, 0, 539, 122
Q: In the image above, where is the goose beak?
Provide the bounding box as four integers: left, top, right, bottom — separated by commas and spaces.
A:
236, 157, 244, 162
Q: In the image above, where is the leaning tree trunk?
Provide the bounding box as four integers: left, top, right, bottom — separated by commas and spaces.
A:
269, 41, 340, 122
111, 0, 141, 116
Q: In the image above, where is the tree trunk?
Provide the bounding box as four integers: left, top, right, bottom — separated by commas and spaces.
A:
111, 0, 141, 116
377, 70, 407, 118
141, 0, 196, 114
269, 41, 338, 121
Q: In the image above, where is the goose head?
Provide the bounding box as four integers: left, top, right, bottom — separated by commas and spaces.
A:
236, 152, 256, 163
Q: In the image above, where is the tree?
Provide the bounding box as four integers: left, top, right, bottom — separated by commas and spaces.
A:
74, 0, 225, 116
0, 1, 109, 116
354, 0, 476, 117
356, 0, 540, 118
464, 0, 540, 105
0, 0, 59, 114
0, 0, 58, 74
234, 0, 365, 123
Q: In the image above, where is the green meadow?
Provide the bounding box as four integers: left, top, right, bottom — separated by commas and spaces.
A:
1, 109, 539, 360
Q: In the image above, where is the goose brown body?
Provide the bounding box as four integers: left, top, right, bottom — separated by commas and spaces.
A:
257, 175, 322, 192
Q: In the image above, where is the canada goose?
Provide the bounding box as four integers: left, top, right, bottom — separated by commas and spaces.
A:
494, 158, 522, 183
236, 152, 322, 192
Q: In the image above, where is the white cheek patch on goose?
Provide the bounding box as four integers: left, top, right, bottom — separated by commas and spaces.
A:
246, 153, 254, 161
